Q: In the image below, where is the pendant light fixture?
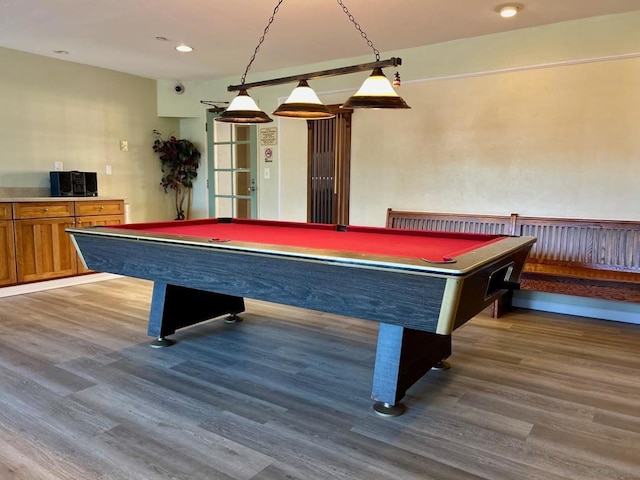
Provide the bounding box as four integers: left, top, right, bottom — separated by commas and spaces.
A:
342, 67, 410, 109
273, 80, 335, 119
215, 0, 410, 124
215, 89, 273, 123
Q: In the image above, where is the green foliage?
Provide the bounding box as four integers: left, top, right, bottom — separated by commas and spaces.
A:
152, 130, 201, 220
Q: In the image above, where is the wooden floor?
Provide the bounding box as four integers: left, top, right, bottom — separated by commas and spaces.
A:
0, 278, 639, 480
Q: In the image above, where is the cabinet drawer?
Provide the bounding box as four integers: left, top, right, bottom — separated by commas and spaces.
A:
0, 203, 11, 220
74, 200, 124, 217
13, 202, 74, 219
75, 214, 124, 228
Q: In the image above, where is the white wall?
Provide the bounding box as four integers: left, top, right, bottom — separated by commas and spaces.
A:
178, 117, 207, 219
349, 55, 640, 225
0, 46, 179, 222
158, 11, 640, 226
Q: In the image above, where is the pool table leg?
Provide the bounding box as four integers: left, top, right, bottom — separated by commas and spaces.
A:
147, 282, 245, 348
371, 323, 452, 416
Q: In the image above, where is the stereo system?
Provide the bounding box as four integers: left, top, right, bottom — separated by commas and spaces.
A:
50, 171, 98, 197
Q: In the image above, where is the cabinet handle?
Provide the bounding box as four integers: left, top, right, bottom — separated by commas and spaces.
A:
100, 206, 104, 210
43, 208, 49, 212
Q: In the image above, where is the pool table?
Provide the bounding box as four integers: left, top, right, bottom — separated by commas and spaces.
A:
67, 218, 535, 415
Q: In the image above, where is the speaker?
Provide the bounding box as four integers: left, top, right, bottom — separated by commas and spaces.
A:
50, 171, 73, 196
71, 171, 86, 196
85, 172, 98, 196
50, 171, 98, 197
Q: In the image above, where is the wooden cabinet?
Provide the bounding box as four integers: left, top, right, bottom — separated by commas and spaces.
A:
0, 203, 16, 286
14, 216, 77, 283
2, 199, 125, 285
74, 200, 125, 274
14, 201, 77, 283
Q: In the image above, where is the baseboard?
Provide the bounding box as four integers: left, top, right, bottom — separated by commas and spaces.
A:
513, 291, 640, 325
0, 273, 121, 298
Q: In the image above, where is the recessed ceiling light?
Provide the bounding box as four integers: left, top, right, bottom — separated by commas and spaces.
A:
175, 44, 194, 53
53, 50, 69, 55
496, 4, 523, 18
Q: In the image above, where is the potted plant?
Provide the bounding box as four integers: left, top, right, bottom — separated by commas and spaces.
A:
152, 129, 201, 220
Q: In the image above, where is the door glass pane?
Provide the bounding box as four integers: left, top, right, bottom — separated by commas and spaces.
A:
216, 171, 233, 195
235, 171, 251, 201
236, 143, 250, 169
236, 198, 251, 219
235, 125, 250, 142
215, 145, 232, 169
216, 197, 233, 217
215, 122, 231, 143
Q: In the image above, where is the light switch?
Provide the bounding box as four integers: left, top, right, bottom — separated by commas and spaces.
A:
264, 167, 270, 179
106, 165, 112, 175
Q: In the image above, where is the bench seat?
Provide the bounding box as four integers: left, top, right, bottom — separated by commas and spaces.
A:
521, 263, 640, 302
386, 208, 640, 316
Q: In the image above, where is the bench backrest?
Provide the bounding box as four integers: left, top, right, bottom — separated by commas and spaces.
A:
385, 208, 515, 235
386, 209, 640, 274
514, 216, 640, 273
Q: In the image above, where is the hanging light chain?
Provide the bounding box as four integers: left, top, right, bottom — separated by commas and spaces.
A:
240, 0, 284, 85
336, 0, 380, 61
238, 0, 385, 87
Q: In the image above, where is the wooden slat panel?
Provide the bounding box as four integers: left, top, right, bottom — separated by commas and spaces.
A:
516, 217, 640, 272
387, 209, 514, 235
308, 117, 335, 224
307, 108, 352, 225
334, 111, 352, 226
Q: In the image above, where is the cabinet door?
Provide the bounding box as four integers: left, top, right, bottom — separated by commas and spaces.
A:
15, 218, 77, 283
0, 220, 17, 286
75, 214, 124, 274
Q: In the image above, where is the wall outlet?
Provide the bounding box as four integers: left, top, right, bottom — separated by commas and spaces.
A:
120, 140, 128, 152
54, 161, 63, 171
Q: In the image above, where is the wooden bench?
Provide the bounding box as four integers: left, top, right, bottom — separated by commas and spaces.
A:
386, 209, 640, 317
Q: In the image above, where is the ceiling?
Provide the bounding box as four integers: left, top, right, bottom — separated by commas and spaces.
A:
1, 0, 639, 82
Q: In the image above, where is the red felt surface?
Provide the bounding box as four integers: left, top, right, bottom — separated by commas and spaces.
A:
119, 218, 502, 261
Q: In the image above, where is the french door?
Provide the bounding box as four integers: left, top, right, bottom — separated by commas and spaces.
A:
207, 110, 258, 218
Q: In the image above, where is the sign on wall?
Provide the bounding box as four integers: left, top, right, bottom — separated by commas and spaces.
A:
260, 127, 278, 146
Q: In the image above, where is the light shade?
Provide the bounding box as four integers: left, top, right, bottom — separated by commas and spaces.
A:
273, 80, 335, 119
215, 90, 273, 124
342, 68, 410, 109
